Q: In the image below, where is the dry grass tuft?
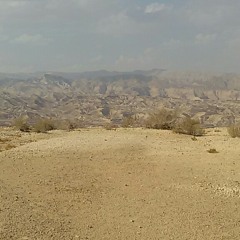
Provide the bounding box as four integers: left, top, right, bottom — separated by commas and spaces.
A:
4, 143, 16, 151
174, 117, 205, 136
0, 138, 10, 143
145, 108, 178, 130
121, 116, 136, 128
227, 123, 240, 138
207, 148, 219, 153
12, 116, 30, 132
104, 123, 117, 130
33, 118, 56, 133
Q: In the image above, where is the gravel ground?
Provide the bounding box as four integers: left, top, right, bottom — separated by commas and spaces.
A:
0, 128, 240, 239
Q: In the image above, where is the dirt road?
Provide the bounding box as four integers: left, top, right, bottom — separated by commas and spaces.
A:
0, 128, 240, 239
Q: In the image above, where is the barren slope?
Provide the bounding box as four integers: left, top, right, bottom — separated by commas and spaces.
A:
1, 71, 240, 127
0, 128, 240, 239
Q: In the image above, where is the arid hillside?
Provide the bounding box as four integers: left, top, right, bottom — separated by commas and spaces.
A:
0, 127, 240, 239
1, 70, 240, 127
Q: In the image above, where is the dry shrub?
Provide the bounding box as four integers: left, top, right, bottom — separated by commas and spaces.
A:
145, 108, 178, 130
65, 120, 78, 131
121, 116, 136, 128
33, 118, 56, 133
104, 123, 117, 130
174, 117, 205, 136
55, 119, 79, 131
12, 116, 30, 132
5, 143, 16, 150
207, 148, 218, 153
0, 138, 10, 143
227, 123, 240, 138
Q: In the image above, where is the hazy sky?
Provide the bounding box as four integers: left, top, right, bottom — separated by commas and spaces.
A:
0, 0, 240, 73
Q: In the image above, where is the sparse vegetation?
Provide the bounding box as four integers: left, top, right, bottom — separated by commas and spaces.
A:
145, 108, 178, 130
4, 143, 16, 151
104, 123, 117, 130
227, 123, 240, 138
207, 148, 218, 153
12, 116, 30, 132
11, 116, 84, 133
121, 115, 137, 128
55, 119, 80, 131
173, 117, 205, 136
0, 137, 10, 143
33, 118, 56, 133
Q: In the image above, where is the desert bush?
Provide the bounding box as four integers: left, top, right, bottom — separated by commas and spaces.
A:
207, 148, 218, 153
12, 116, 30, 132
65, 121, 76, 131
121, 115, 136, 128
173, 117, 205, 136
104, 123, 118, 130
4, 143, 16, 151
0, 137, 10, 143
33, 118, 56, 133
145, 108, 178, 130
227, 123, 240, 138
55, 119, 79, 131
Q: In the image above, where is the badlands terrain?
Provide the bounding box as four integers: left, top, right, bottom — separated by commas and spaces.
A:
0, 127, 240, 239
1, 70, 240, 127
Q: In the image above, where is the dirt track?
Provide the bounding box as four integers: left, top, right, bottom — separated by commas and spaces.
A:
0, 128, 240, 239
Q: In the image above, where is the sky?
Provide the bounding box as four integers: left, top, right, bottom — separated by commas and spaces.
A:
0, 0, 240, 73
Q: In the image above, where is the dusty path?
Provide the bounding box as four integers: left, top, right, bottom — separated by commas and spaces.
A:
0, 128, 240, 239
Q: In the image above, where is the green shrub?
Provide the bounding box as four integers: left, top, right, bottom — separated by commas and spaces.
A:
227, 123, 240, 138
12, 116, 30, 132
33, 118, 56, 133
173, 117, 205, 136
145, 108, 178, 130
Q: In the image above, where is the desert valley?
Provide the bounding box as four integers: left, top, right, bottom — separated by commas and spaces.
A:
1, 0, 240, 238
0, 70, 240, 239
1, 70, 240, 127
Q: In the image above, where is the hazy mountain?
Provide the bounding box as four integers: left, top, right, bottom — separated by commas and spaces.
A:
0, 69, 240, 127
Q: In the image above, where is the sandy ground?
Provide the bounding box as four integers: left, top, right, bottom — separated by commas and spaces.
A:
0, 127, 240, 240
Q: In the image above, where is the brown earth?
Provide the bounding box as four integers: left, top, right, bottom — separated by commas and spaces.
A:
0, 128, 240, 239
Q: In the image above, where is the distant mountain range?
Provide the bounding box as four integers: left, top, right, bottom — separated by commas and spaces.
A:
0, 69, 240, 127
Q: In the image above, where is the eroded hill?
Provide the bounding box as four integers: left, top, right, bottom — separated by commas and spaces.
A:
1, 70, 240, 126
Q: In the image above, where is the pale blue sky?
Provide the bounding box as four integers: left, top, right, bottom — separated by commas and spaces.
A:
0, 0, 240, 73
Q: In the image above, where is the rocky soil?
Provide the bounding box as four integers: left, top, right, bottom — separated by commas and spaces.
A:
0, 127, 240, 239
